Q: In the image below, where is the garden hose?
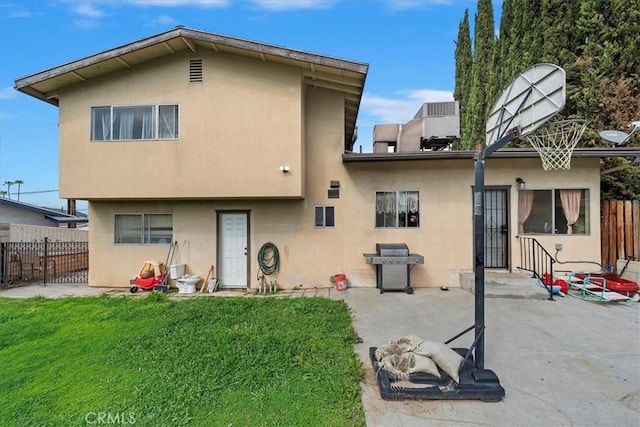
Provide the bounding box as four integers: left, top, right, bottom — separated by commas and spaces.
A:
257, 241, 279, 276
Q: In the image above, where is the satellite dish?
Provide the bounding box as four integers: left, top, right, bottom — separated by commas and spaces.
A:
599, 130, 629, 145
486, 63, 566, 146
600, 122, 640, 146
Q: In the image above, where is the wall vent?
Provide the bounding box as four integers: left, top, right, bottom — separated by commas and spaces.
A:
189, 59, 203, 83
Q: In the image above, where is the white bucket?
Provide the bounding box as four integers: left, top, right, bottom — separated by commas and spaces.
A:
169, 264, 185, 279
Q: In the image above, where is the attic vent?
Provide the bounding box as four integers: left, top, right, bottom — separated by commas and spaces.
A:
189, 59, 203, 83
425, 101, 457, 117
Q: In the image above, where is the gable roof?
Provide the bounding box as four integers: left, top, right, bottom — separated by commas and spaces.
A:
0, 198, 88, 224
14, 26, 369, 149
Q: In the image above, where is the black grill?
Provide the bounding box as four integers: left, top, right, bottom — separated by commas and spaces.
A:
364, 243, 424, 294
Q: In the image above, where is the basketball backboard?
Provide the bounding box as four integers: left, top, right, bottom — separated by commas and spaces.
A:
486, 63, 566, 146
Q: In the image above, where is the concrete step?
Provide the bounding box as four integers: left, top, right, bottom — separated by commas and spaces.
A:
459, 271, 552, 299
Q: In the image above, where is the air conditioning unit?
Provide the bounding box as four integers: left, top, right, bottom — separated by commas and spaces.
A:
414, 101, 460, 149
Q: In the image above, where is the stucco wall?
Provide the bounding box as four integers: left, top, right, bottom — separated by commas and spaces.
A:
59, 49, 304, 199
87, 83, 602, 288
68, 49, 602, 289
0, 223, 88, 243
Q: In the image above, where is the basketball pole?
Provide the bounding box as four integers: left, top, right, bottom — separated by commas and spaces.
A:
473, 130, 518, 370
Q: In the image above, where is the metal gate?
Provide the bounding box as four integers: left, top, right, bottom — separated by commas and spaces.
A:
1, 238, 88, 285
484, 188, 509, 269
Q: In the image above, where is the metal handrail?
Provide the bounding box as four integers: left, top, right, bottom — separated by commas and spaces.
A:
517, 236, 556, 300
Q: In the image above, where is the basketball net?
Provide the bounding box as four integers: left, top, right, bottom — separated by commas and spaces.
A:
523, 119, 587, 170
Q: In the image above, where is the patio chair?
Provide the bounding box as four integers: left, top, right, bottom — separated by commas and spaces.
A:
6, 251, 36, 282
20, 252, 56, 282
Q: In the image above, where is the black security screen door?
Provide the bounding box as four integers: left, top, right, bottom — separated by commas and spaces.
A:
484, 189, 509, 268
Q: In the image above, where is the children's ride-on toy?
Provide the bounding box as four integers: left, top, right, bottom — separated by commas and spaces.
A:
130, 260, 168, 293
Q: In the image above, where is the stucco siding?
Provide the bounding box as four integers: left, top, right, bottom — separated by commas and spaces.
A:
87, 153, 602, 289
59, 49, 304, 199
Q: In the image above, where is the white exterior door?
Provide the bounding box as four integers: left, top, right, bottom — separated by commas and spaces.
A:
220, 213, 248, 288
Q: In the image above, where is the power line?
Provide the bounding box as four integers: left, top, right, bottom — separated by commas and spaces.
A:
7, 189, 59, 195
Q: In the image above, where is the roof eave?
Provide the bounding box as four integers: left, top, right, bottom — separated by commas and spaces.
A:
342, 147, 640, 162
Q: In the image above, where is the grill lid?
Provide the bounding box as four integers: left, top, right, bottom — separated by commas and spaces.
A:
376, 243, 409, 256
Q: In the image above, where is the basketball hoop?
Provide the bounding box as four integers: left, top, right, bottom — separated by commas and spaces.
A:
523, 119, 587, 171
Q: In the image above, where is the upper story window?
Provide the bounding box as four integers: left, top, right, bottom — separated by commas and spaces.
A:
519, 189, 590, 235
376, 191, 420, 228
91, 105, 179, 141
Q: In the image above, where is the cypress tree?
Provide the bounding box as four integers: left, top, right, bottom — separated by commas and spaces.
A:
538, 0, 583, 120
497, 0, 515, 91
453, 9, 473, 149
462, 0, 496, 149
608, 0, 640, 79
540, 0, 581, 67
522, 0, 543, 67
505, 0, 524, 80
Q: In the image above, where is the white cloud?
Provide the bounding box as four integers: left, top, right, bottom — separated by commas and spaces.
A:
0, 87, 17, 100
122, 0, 229, 6
0, 2, 35, 18
386, 0, 454, 12
361, 89, 453, 123
248, 0, 338, 11
73, 2, 105, 18
149, 14, 179, 26
72, 18, 101, 29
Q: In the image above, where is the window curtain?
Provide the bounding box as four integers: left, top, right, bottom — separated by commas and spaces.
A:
518, 190, 534, 234
117, 110, 135, 139
159, 105, 177, 138
559, 189, 582, 234
141, 108, 154, 139
376, 192, 397, 227
101, 112, 111, 140
376, 192, 396, 215
405, 192, 418, 212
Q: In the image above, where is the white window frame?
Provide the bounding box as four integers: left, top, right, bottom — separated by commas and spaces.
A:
375, 190, 420, 228
519, 188, 590, 235
314, 206, 335, 228
91, 104, 179, 141
114, 213, 173, 244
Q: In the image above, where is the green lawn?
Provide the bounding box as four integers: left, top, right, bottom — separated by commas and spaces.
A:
0, 294, 365, 426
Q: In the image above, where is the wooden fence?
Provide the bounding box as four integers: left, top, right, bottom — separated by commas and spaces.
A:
601, 199, 640, 272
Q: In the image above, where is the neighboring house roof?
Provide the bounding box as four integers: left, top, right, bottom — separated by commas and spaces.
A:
0, 198, 88, 224
343, 147, 640, 162
13, 26, 369, 150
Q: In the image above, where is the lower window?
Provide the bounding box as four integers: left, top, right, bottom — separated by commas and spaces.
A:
518, 189, 589, 234
314, 206, 335, 227
115, 214, 173, 244
376, 191, 420, 228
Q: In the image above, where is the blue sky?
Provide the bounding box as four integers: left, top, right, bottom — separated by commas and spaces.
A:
0, 0, 502, 210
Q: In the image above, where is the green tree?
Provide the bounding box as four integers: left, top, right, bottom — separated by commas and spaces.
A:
14, 179, 24, 201
496, 0, 515, 91
461, 0, 496, 149
453, 9, 472, 149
